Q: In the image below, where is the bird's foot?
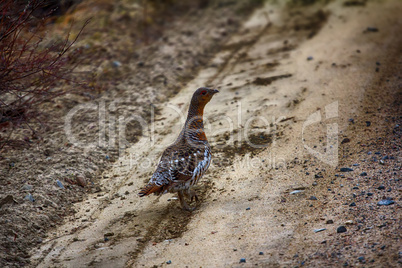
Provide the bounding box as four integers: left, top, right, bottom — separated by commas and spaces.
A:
188, 190, 199, 203
178, 191, 197, 211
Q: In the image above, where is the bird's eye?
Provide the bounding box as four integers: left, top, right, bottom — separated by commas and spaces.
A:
201, 90, 207, 95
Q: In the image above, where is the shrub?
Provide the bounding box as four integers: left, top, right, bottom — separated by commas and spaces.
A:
0, 0, 88, 149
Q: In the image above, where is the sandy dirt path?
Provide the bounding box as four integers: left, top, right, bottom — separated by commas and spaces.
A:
31, 1, 401, 267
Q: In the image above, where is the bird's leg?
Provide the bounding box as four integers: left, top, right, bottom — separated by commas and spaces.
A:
188, 189, 199, 203
178, 190, 195, 211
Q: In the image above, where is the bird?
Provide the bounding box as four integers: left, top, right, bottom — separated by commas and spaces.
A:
138, 87, 219, 211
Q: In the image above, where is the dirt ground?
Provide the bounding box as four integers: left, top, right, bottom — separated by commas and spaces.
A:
1, 0, 401, 267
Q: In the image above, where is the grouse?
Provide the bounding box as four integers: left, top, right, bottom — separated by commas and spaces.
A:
138, 87, 218, 211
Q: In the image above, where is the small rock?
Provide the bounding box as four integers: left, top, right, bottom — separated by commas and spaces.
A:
365, 27, 378, 32
112, 61, 122, 68
367, 192, 373, 196
104, 232, 114, 237
309, 196, 318, 200
315, 173, 323, 179
314, 228, 326, 233
307, 56, 314, 61
366, 121, 371, 127
76, 177, 87, 187
240, 258, 246, 263
340, 167, 353, 172
166, 260, 172, 264
312, 182, 318, 186
0, 195, 17, 208
56, 180, 64, 189
377, 199, 394, 206
348, 118, 354, 123
358, 256, 365, 263
345, 220, 354, 225
21, 184, 33, 191
290, 190, 303, 195
104, 237, 109, 242
349, 202, 356, 207
326, 220, 334, 224
246, 207, 250, 210
377, 185, 385, 190
24, 193, 35, 202
259, 252, 264, 255
341, 138, 350, 144
337, 226, 347, 233
360, 172, 367, 176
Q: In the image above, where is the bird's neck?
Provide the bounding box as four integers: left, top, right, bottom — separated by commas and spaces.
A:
185, 102, 205, 130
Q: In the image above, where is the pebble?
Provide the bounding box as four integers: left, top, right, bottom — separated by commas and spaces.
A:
340, 167, 353, 172
314, 228, 326, 233
312, 182, 318, 186
309, 196, 318, 200
377, 185, 385, 190
307, 56, 314, 61
367, 192, 373, 196
360, 172, 367, 176
21, 184, 33, 191
0, 195, 16, 208
24, 193, 35, 202
366, 121, 371, 127
246, 207, 250, 210
112, 61, 122, 67
105, 155, 110, 160
377, 199, 394, 206
259, 252, 264, 255
290, 190, 303, 195
104, 232, 114, 237
76, 177, 87, 187
315, 173, 323, 178
337, 226, 347, 233
326, 220, 334, 224
56, 180, 64, 189
345, 220, 354, 225
358, 256, 365, 263
366, 27, 379, 32
166, 260, 172, 264
349, 118, 354, 123
349, 202, 356, 207
341, 138, 350, 144
240, 258, 246, 263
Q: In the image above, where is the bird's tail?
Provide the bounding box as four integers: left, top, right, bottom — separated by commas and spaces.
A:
138, 183, 162, 197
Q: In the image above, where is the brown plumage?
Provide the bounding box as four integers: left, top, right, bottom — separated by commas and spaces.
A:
138, 87, 218, 211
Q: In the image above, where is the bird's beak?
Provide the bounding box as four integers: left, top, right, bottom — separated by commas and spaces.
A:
212, 89, 219, 94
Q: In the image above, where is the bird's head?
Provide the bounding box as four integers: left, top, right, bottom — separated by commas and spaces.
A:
191, 87, 219, 107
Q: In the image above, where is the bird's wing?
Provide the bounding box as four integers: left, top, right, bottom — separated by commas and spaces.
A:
155, 144, 211, 184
